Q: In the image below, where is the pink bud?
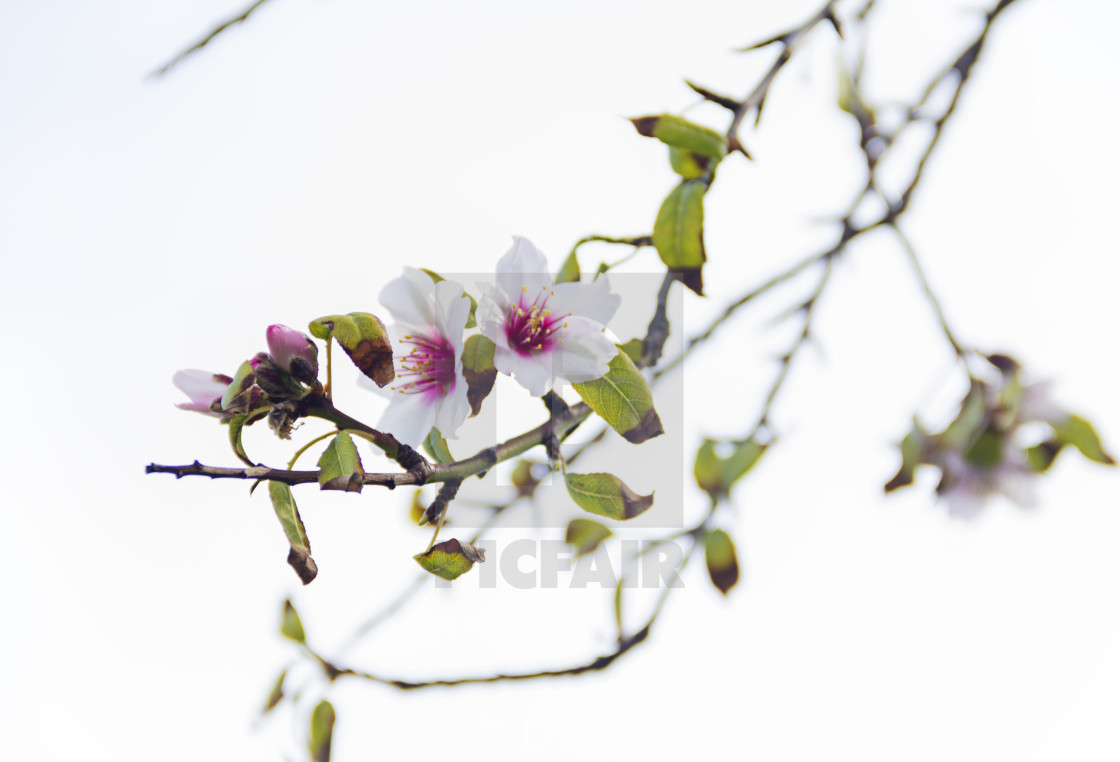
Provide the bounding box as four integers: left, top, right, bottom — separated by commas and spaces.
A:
266, 324, 319, 382
173, 369, 233, 417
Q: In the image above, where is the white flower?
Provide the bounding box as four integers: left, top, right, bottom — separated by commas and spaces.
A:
935, 446, 1037, 519
377, 268, 472, 449
173, 369, 232, 416
478, 237, 621, 396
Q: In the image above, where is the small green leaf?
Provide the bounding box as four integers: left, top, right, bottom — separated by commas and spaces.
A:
220, 359, 260, 414
422, 427, 454, 463
565, 472, 653, 521
837, 59, 876, 124
308, 313, 394, 387
408, 489, 427, 524
705, 529, 739, 595
940, 382, 987, 451
1055, 414, 1116, 465
414, 538, 486, 581
556, 247, 581, 284
420, 269, 478, 328
263, 669, 287, 715
316, 432, 365, 492
461, 334, 497, 417
228, 413, 254, 466
963, 427, 1003, 469
280, 598, 306, 644
269, 482, 318, 585
613, 577, 624, 636
693, 437, 768, 499
572, 348, 663, 444
309, 700, 335, 762
617, 338, 643, 365
884, 420, 925, 493
564, 518, 613, 557
653, 180, 706, 295
630, 114, 727, 160
668, 146, 714, 179
1027, 441, 1063, 473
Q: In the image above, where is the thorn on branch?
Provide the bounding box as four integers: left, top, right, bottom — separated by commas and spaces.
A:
685, 80, 741, 111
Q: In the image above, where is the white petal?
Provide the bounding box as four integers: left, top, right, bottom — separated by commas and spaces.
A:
997, 466, 1038, 508
547, 275, 621, 327
380, 267, 437, 330
496, 236, 553, 299
434, 372, 471, 439
433, 279, 471, 351
378, 391, 438, 450
477, 282, 513, 351
494, 347, 554, 396
173, 369, 228, 402
943, 485, 987, 519
551, 317, 617, 383
1018, 382, 1068, 425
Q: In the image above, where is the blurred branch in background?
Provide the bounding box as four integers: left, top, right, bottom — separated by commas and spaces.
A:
153, 0, 275, 76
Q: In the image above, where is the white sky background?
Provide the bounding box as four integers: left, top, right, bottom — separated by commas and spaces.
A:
2, 0, 1119, 759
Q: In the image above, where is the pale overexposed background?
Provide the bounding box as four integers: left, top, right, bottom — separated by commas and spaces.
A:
1, 1, 1118, 759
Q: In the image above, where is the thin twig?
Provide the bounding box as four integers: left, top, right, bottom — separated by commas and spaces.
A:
152, 0, 275, 76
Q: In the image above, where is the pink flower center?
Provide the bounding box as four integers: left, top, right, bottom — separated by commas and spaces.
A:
506, 286, 570, 356
393, 333, 456, 401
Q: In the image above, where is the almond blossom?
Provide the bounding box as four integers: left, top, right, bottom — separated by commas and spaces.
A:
173, 369, 232, 417
377, 267, 472, 448
478, 237, 620, 396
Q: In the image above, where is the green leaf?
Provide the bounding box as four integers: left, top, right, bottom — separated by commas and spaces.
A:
565, 472, 654, 521
617, 338, 643, 365
693, 437, 768, 499
408, 488, 427, 524
263, 669, 287, 715
220, 359, 261, 414
269, 482, 318, 585
572, 348, 663, 444
309, 700, 335, 762
962, 427, 1003, 469
704, 529, 739, 595
228, 413, 254, 466
422, 427, 454, 463
653, 180, 706, 295
556, 247, 581, 284
1055, 414, 1116, 465
461, 334, 497, 417
630, 114, 727, 160
420, 269, 478, 328
414, 538, 486, 581
316, 432, 365, 492
940, 382, 987, 451
308, 313, 395, 387
1027, 441, 1063, 473
613, 577, 624, 635
884, 420, 925, 493
565, 518, 613, 557
668, 146, 715, 179
280, 598, 306, 644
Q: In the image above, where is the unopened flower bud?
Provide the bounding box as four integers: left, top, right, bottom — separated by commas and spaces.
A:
266, 324, 319, 384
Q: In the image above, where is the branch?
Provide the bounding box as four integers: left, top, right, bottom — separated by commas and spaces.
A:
312, 537, 694, 690
147, 402, 595, 487
152, 0, 275, 76
640, 271, 676, 369
891, 0, 1023, 216
726, 0, 842, 152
